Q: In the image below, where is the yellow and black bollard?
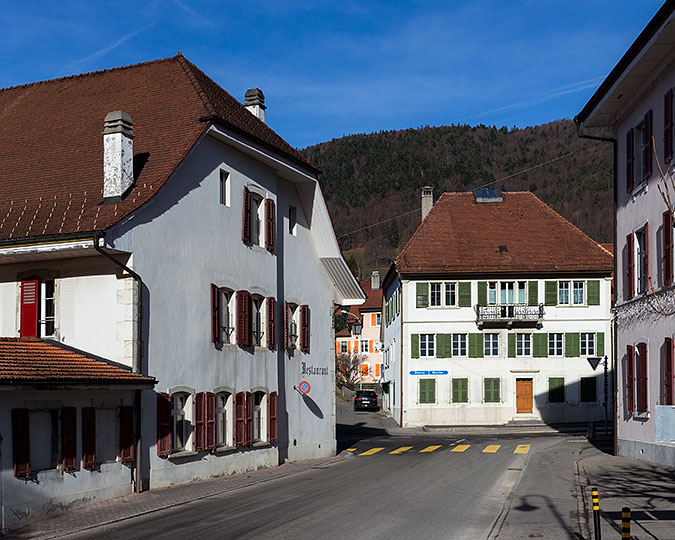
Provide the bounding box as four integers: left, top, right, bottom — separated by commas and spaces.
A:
591, 487, 601, 540
621, 507, 631, 539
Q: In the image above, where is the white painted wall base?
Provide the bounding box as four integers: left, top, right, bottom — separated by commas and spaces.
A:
617, 438, 675, 468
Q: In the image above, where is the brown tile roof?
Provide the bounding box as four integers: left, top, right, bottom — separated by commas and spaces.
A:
0, 54, 316, 243
358, 281, 383, 313
0, 338, 155, 385
335, 328, 351, 337
396, 192, 613, 275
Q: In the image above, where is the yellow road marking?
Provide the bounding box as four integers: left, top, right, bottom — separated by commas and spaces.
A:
346, 448, 356, 452
390, 446, 413, 454
419, 445, 442, 453
482, 445, 501, 453
451, 444, 470, 452
514, 444, 531, 454
359, 447, 384, 456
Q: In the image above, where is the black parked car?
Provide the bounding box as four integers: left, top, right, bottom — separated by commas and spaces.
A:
354, 390, 379, 411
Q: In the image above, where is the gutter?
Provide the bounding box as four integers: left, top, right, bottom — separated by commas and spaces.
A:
93, 232, 145, 493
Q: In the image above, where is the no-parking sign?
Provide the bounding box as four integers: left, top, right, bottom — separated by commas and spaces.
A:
298, 381, 311, 394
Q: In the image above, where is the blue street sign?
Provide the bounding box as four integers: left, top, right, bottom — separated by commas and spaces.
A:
409, 370, 449, 375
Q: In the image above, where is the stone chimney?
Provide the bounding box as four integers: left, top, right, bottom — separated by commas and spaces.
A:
103, 111, 134, 202
371, 270, 380, 290
421, 186, 434, 221
245, 88, 266, 122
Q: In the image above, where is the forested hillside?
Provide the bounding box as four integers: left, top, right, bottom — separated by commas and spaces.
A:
300, 119, 613, 279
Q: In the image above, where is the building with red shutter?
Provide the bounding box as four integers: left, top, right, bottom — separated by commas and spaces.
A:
0, 55, 363, 530
576, 1, 675, 467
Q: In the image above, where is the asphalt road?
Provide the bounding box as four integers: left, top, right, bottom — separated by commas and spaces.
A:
65, 400, 575, 540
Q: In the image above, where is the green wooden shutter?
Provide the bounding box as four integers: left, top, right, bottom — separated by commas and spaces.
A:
458, 282, 471, 307
453, 378, 468, 403
587, 280, 600, 305
452, 379, 459, 403
533, 333, 548, 358
469, 333, 484, 358
528, 281, 538, 305
508, 333, 516, 357
477, 282, 487, 306
419, 379, 435, 404
436, 334, 452, 358
565, 332, 580, 357
548, 377, 565, 402
416, 282, 428, 308
411, 334, 420, 358
545, 281, 557, 306
484, 378, 500, 402
580, 377, 597, 402
597, 332, 605, 356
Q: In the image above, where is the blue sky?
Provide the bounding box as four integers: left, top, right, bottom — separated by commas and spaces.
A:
1, 1, 665, 148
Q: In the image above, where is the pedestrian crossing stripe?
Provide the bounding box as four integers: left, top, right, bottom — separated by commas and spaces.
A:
514, 444, 530, 454
359, 447, 384, 456
482, 445, 501, 453
390, 446, 413, 454
346, 448, 356, 452
419, 445, 442, 453
451, 444, 470, 452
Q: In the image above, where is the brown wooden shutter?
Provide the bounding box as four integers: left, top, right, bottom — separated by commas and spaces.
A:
626, 233, 634, 299
157, 392, 172, 457
245, 392, 253, 446
644, 110, 653, 180
637, 342, 649, 413
645, 222, 650, 290
20, 279, 39, 338
61, 407, 77, 471
236, 290, 252, 346
266, 297, 276, 350
283, 301, 290, 350
665, 337, 674, 406
242, 186, 251, 243
626, 345, 635, 412
265, 198, 276, 252
211, 284, 220, 344
665, 211, 673, 286
205, 392, 216, 451
626, 128, 634, 193
666, 90, 673, 162
81, 407, 96, 469
119, 406, 134, 463
300, 304, 310, 353
268, 391, 278, 443
235, 392, 245, 447
194, 392, 205, 451
12, 408, 30, 477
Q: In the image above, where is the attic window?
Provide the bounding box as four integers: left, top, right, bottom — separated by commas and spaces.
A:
474, 188, 503, 203
498, 245, 508, 253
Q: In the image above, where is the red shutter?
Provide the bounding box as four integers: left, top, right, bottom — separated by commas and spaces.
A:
12, 408, 30, 477
205, 392, 216, 451
236, 290, 251, 346
665, 211, 673, 286
644, 110, 653, 180
242, 187, 251, 243
235, 392, 245, 447
157, 392, 172, 457
300, 304, 310, 353
665, 337, 674, 406
637, 342, 649, 413
20, 279, 39, 338
665, 90, 673, 163
245, 392, 253, 446
266, 297, 276, 350
283, 301, 290, 350
626, 128, 634, 193
626, 233, 634, 300
626, 345, 635, 412
61, 407, 77, 471
211, 284, 220, 344
120, 406, 134, 464
645, 222, 650, 289
82, 407, 96, 469
265, 198, 276, 252
194, 392, 205, 451
268, 391, 278, 443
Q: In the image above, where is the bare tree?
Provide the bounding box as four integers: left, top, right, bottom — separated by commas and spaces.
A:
336, 352, 363, 384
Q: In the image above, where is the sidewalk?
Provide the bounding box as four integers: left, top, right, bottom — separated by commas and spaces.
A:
5, 454, 348, 540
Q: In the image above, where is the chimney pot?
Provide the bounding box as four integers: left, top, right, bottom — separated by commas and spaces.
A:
421, 186, 434, 221
245, 88, 266, 123
103, 111, 134, 202
371, 271, 380, 290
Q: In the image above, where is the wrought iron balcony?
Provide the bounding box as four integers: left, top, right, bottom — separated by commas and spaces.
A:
474, 304, 544, 328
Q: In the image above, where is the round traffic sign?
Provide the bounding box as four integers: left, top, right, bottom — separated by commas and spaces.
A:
298, 381, 311, 394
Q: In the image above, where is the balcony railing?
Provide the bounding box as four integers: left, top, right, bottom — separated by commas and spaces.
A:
475, 304, 544, 326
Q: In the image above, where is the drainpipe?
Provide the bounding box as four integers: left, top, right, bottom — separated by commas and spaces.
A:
574, 119, 618, 455
93, 232, 144, 493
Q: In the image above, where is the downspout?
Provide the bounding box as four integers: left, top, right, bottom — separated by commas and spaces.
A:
574, 119, 618, 455
93, 231, 144, 492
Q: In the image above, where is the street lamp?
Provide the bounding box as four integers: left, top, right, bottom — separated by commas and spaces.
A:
341, 310, 363, 389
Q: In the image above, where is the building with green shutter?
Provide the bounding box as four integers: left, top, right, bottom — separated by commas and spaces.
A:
380, 189, 613, 427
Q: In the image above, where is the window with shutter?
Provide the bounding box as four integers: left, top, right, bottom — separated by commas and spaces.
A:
283, 301, 290, 350
436, 333, 451, 358
637, 342, 648, 413
82, 407, 96, 469
268, 391, 278, 443
643, 110, 653, 180
626, 345, 635, 412
565, 333, 580, 357
411, 333, 420, 358
533, 333, 548, 358
211, 283, 220, 344
12, 408, 30, 477
205, 392, 216, 451
469, 333, 484, 358
597, 333, 605, 356
665, 337, 674, 406
235, 392, 245, 447
416, 282, 428, 308
452, 378, 468, 403
242, 187, 251, 243
300, 304, 310, 353
245, 392, 253, 446
419, 379, 435, 404
544, 281, 557, 306
626, 233, 634, 299
664, 211, 673, 286
156, 393, 173, 457
61, 407, 77, 472
580, 377, 597, 402
548, 377, 565, 403
477, 282, 487, 306
458, 282, 471, 307
528, 281, 538, 306
20, 279, 39, 338
236, 290, 252, 347
265, 198, 276, 252
587, 280, 600, 306
507, 333, 516, 357
484, 378, 500, 403
119, 406, 134, 463
266, 297, 276, 349
194, 392, 205, 451
626, 128, 634, 193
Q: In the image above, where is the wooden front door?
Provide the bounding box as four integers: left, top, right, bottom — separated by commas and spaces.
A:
516, 378, 533, 413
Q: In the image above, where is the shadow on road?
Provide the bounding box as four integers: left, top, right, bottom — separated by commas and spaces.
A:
336, 420, 388, 452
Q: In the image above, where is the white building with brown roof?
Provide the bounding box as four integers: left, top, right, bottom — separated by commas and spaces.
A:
381, 189, 613, 427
